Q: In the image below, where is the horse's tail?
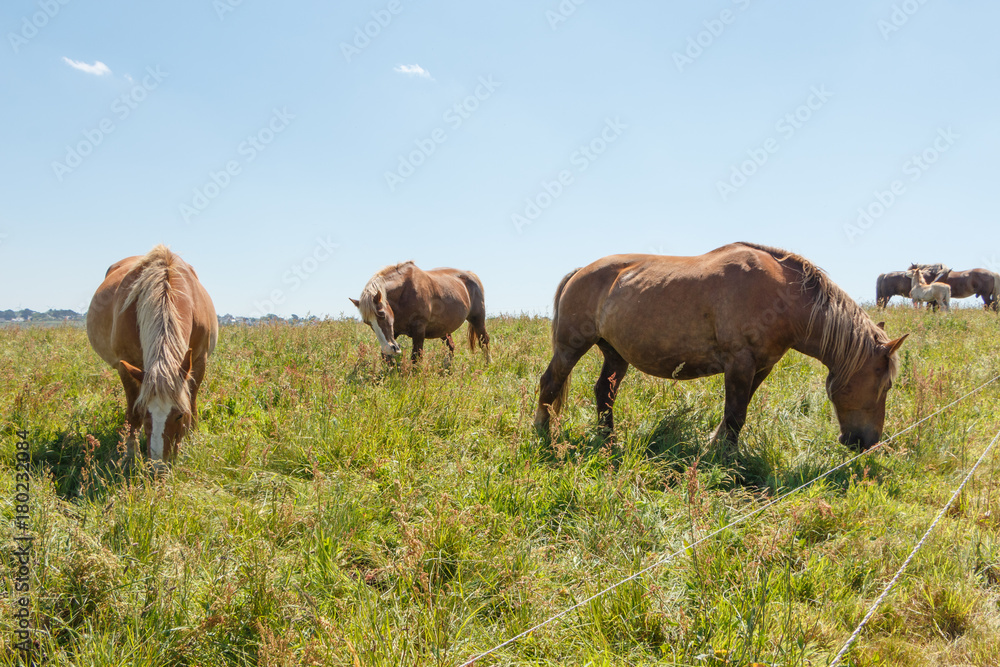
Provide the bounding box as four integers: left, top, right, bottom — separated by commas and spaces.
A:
875, 273, 885, 307
992, 272, 1000, 311
463, 271, 487, 351
466, 317, 479, 351
551, 268, 580, 349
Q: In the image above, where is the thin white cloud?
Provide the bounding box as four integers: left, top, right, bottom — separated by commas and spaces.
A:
393, 64, 432, 79
62, 58, 112, 76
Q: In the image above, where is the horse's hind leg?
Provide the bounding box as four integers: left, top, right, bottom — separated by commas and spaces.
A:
594, 340, 629, 433
442, 333, 456, 354
535, 341, 593, 434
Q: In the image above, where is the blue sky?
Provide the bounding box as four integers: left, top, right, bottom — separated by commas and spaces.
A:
2, 0, 997, 317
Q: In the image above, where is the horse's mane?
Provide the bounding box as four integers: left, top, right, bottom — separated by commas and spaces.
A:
736, 242, 898, 393
909, 262, 951, 282
358, 261, 415, 321
909, 262, 949, 274
121, 245, 191, 412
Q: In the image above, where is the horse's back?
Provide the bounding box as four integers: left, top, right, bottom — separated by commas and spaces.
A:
561, 245, 782, 311
424, 267, 485, 311
555, 245, 795, 378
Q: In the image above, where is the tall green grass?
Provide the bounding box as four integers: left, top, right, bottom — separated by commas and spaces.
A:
1, 307, 999, 666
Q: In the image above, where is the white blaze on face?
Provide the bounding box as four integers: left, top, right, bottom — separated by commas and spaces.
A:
367, 317, 398, 355
147, 396, 172, 461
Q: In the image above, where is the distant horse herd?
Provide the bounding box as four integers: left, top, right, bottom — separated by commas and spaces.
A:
86, 242, 999, 466
876, 263, 1000, 312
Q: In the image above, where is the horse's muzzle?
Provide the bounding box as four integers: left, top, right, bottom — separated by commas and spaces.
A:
840, 430, 879, 452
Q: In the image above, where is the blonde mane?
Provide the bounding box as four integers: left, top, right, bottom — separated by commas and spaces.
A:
358, 261, 414, 321
121, 245, 191, 412
738, 242, 898, 393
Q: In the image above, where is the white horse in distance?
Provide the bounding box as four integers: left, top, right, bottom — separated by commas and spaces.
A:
908, 269, 951, 312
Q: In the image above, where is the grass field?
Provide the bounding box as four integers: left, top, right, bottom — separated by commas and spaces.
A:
2, 306, 999, 666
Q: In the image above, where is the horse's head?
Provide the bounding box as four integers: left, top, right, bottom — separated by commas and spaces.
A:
828, 332, 907, 451
905, 269, 924, 286
350, 292, 402, 357
120, 351, 194, 461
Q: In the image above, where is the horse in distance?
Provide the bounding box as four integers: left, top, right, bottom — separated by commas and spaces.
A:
908, 262, 950, 284
876, 271, 912, 307
87, 245, 218, 463
908, 263, 999, 310
350, 261, 490, 362
535, 242, 907, 452
907, 269, 951, 312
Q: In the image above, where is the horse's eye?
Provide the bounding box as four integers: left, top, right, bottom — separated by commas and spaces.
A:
175, 414, 184, 422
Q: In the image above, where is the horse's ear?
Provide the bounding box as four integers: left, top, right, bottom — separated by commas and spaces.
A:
180, 348, 193, 378
884, 334, 908, 355
120, 360, 144, 384
373, 291, 382, 305
876, 321, 885, 330
349, 297, 360, 308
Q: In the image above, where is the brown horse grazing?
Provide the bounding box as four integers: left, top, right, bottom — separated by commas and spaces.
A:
87, 246, 218, 463
875, 271, 913, 307
535, 243, 907, 452
908, 264, 1000, 310
350, 261, 489, 362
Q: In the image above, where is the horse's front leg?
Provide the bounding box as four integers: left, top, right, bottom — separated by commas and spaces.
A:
117, 367, 143, 463
710, 352, 765, 455
409, 322, 427, 363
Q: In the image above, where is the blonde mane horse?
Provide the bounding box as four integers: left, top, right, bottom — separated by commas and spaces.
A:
87, 246, 218, 463
350, 261, 490, 362
907, 269, 951, 312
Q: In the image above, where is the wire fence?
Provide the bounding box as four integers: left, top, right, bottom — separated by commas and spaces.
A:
828, 425, 1000, 666
459, 373, 1000, 667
